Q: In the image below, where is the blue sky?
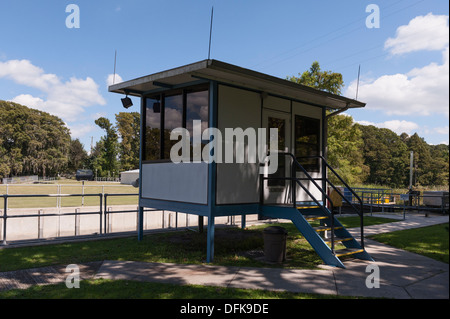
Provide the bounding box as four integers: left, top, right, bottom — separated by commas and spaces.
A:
0, 0, 448, 151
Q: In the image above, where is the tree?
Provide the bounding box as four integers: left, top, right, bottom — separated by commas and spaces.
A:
94, 117, 120, 177
405, 133, 448, 187
287, 61, 344, 95
327, 115, 368, 184
68, 138, 88, 173
0, 100, 70, 178
115, 112, 140, 171
357, 125, 409, 188
288, 62, 366, 184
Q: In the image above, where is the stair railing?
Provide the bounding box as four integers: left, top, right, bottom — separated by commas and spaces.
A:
262, 151, 366, 252
262, 151, 337, 253
296, 155, 365, 249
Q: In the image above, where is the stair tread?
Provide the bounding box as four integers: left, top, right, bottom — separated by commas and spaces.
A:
335, 248, 364, 257
323, 236, 353, 243
314, 225, 343, 231
297, 206, 320, 210
304, 216, 329, 221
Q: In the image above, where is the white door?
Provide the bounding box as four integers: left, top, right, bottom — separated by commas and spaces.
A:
262, 110, 291, 204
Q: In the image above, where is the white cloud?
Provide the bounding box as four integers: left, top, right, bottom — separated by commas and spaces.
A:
346, 46, 449, 116
67, 123, 97, 140
434, 126, 449, 135
0, 59, 106, 121
356, 119, 419, 135
106, 73, 123, 87
385, 13, 449, 55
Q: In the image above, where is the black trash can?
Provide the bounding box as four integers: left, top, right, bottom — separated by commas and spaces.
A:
263, 226, 287, 263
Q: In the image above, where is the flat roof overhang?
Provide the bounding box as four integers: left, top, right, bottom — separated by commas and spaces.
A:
109, 59, 365, 110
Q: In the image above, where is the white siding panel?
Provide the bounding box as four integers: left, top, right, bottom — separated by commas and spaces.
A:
216, 85, 261, 204
141, 162, 208, 204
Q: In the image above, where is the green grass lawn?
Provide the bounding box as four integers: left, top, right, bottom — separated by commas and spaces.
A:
4, 215, 437, 300
0, 278, 357, 299
0, 216, 396, 272
369, 223, 449, 263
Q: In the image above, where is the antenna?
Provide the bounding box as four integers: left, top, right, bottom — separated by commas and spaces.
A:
113, 50, 117, 84
355, 64, 361, 100
208, 6, 214, 60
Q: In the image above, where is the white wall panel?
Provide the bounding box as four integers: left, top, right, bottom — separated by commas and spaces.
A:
141, 162, 208, 204
216, 85, 261, 204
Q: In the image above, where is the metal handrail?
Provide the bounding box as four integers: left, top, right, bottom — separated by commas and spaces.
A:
262, 152, 337, 253
297, 155, 365, 249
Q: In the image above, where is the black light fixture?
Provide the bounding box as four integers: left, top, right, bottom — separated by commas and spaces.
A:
121, 95, 133, 109
153, 102, 161, 113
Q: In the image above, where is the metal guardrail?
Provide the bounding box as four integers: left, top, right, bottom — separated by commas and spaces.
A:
0, 193, 148, 245
341, 189, 449, 217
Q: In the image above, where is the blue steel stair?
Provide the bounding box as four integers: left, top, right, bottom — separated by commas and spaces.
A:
260, 205, 373, 268
260, 152, 373, 268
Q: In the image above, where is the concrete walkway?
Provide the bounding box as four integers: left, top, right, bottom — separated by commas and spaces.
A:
0, 213, 448, 299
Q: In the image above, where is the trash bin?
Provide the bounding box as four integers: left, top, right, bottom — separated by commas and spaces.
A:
263, 226, 287, 263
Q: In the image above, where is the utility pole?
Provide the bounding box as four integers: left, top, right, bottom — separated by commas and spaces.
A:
409, 151, 414, 190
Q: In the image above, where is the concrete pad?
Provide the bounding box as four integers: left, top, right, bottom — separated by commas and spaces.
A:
228, 267, 337, 296
332, 260, 411, 299
330, 237, 449, 299
405, 271, 449, 299
95, 260, 240, 287
26, 266, 64, 285
0, 271, 34, 291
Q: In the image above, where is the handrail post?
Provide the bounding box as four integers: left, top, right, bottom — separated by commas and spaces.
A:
330, 201, 335, 254
292, 160, 296, 208
99, 193, 103, 235
2, 195, 7, 245
104, 194, 108, 234
360, 201, 364, 249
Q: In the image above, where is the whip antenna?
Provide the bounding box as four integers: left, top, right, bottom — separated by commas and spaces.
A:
355, 64, 361, 100
208, 6, 214, 60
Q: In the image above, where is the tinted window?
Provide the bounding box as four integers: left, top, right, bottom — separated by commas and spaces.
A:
295, 115, 320, 171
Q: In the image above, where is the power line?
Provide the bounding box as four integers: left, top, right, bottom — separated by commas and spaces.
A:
252, 0, 426, 71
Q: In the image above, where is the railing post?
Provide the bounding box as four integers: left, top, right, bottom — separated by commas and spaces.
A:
75, 208, 80, 236
292, 160, 296, 208
330, 202, 335, 254
3, 195, 7, 245
360, 201, 364, 249
103, 194, 108, 235
99, 193, 103, 235
38, 209, 44, 239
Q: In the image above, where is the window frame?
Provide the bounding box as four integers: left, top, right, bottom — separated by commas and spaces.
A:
142, 84, 209, 163
294, 115, 321, 172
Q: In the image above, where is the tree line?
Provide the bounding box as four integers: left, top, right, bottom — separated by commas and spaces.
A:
289, 61, 449, 188
1, 61, 448, 188
0, 100, 139, 180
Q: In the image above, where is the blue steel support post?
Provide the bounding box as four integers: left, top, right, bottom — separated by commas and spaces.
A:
206, 80, 218, 263
206, 216, 215, 263
322, 107, 327, 207
138, 97, 145, 241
